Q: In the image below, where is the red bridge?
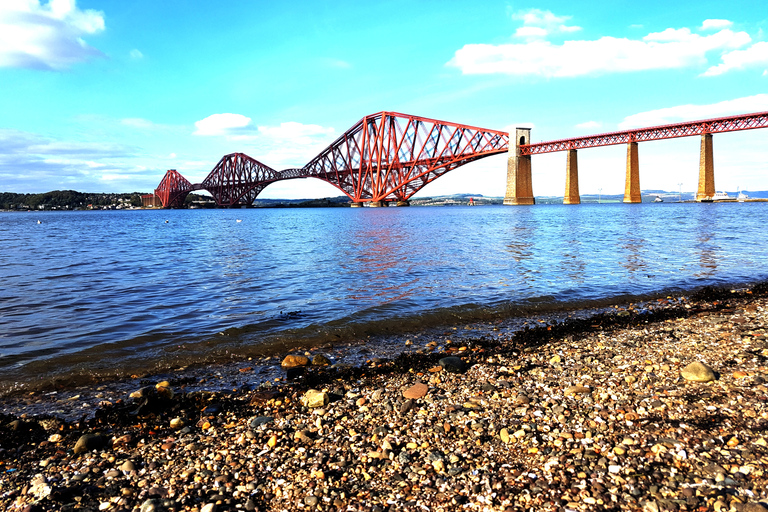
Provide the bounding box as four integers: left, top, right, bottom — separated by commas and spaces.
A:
155, 110, 768, 208
155, 112, 508, 208
505, 111, 768, 205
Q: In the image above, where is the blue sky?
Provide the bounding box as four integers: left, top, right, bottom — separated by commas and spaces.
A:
1, 0, 766, 198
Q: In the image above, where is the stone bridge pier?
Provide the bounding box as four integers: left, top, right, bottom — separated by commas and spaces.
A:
503, 128, 534, 205
503, 128, 721, 205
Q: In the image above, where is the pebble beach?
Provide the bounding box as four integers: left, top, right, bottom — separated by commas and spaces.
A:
2, 285, 768, 512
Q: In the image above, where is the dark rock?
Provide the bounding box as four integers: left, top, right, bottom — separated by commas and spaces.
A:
249, 416, 274, 429
439, 356, 468, 373
73, 433, 106, 455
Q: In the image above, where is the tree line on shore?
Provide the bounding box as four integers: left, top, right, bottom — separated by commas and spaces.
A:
0, 190, 146, 210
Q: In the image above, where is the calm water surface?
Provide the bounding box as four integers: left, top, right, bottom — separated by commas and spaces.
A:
1, 203, 767, 391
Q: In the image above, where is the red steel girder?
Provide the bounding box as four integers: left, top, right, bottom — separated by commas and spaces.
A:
300, 112, 509, 202
201, 153, 281, 207
155, 169, 195, 208
522, 111, 768, 155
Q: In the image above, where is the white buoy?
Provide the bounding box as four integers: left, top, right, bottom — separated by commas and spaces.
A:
37, 220, 42, 224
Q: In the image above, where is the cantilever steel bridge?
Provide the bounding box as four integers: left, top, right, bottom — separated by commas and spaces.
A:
155, 110, 768, 208
155, 112, 509, 208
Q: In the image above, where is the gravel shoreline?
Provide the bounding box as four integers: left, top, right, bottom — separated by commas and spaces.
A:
2, 286, 768, 512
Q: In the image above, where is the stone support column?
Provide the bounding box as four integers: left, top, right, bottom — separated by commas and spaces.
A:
503, 128, 535, 205
563, 149, 580, 204
696, 133, 715, 201
623, 141, 642, 203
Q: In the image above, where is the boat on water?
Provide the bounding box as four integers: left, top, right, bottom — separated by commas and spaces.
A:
700, 191, 733, 202
654, 196, 663, 203
737, 188, 749, 202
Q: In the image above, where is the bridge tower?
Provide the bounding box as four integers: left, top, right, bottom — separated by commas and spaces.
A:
503, 128, 534, 205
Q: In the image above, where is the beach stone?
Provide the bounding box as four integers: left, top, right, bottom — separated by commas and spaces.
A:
74, 433, 106, 454
564, 385, 591, 395
403, 382, 428, 399
201, 504, 217, 512
438, 356, 467, 373
140, 500, 159, 512
400, 399, 414, 414
282, 354, 310, 368
170, 417, 185, 430
311, 354, 331, 366
249, 416, 274, 428
681, 361, 716, 382
301, 389, 329, 408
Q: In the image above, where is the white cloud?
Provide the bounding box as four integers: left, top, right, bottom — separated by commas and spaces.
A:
190, 114, 337, 169
515, 26, 548, 38
449, 20, 752, 77
703, 41, 768, 76
511, 9, 581, 39
619, 94, 768, 129
193, 113, 256, 137
129, 49, 143, 59
576, 121, 602, 130
0, 0, 105, 70
701, 19, 732, 31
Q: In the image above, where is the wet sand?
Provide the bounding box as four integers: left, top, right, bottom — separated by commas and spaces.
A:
1, 285, 768, 511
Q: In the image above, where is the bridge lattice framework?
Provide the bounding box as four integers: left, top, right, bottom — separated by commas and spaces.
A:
155, 110, 768, 208
155, 112, 508, 208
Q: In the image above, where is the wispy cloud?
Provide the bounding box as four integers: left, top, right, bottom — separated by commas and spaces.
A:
129, 49, 143, 59
702, 41, 768, 76
511, 9, 581, 39
448, 15, 762, 78
619, 94, 768, 129
193, 113, 257, 137
0, 129, 148, 192
121, 118, 161, 129
700, 19, 732, 31
192, 114, 337, 167
0, 0, 106, 70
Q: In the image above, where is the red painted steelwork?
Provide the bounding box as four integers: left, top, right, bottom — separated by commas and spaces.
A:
300, 112, 509, 203
521, 111, 768, 155
154, 110, 768, 208
155, 170, 196, 208
202, 153, 282, 207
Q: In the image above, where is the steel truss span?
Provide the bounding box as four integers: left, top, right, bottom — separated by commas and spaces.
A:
521, 111, 768, 155
155, 170, 196, 209
154, 112, 509, 207
301, 112, 509, 202
154, 110, 767, 207
201, 153, 282, 207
